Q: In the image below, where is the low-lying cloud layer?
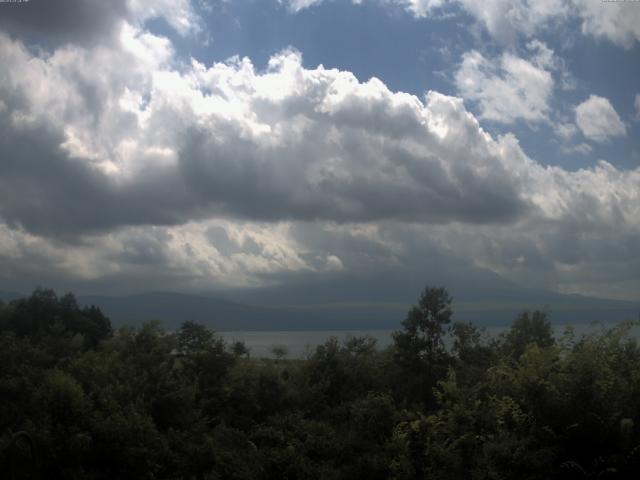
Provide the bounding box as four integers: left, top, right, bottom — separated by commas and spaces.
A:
0, 0, 639, 301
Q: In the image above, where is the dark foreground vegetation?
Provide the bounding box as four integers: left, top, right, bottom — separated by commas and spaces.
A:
1, 287, 640, 479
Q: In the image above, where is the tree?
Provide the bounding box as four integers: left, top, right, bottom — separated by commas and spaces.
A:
271, 345, 289, 361
502, 309, 554, 359
177, 320, 219, 355
393, 286, 453, 365
451, 321, 495, 386
392, 286, 453, 405
231, 340, 250, 358
0, 289, 112, 350
79, 304, 112, 346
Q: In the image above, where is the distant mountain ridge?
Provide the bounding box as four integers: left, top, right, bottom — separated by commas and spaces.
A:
0, 290, 24, 302
2, 288, 638, 331
77, 291, 407, 331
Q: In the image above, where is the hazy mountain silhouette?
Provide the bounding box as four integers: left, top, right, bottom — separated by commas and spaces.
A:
3, 281, 638, 331
78, 290, 638, 331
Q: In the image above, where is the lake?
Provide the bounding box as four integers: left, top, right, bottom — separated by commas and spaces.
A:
220, 321, 639, 358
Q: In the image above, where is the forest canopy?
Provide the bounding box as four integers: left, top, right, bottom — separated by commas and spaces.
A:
1, 287, 639, 479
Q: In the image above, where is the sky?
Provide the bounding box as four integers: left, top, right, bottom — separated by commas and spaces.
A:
0, 0, 639, 304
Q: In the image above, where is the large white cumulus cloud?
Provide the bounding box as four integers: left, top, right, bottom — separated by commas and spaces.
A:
0, 32, 535, 235
1, 30, 635, 234
0, 12, 639, 299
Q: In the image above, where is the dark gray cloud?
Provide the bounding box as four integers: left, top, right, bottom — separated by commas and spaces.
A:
205, 225, 263, 257
205, 225, 241, 256
0, 107, 191, 237
0, 110, 114, 235
0, 0, 129, 46
288, 222, 398, 273
109, 228, 172, 265
0, 0, 199, 48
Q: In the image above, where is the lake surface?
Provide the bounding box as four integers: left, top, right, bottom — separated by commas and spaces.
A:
219, 329, 396, 359
220, 322, 639, 358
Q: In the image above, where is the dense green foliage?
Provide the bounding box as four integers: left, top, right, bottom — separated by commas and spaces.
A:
1, 287, 640, 479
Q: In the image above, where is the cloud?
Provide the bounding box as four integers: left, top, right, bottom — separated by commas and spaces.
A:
0, 18, 639, 300
412, 1, 640, 48
454, 48, 554, 124
0, 0, 199, 46
560, 142, 592, 156
575, 95, 626, 143
281, 0, 327, 12
0, 219, 347, 294
0, 0, 129, 46
574, 0, 640, 49
0, 27, 177, 235
402, 0, 447, 18
635, 94, 640, 121
6, 197, 640, 300
0, 31, 636, 238
1, 34, 535, 236
421, 158, 640, 299
452, 0, 568, 43
284, 0, 640, 48
129, 0, 201, 35
433, 1, 640, 48
555, 122, 578, 140
285, 1, 566, 43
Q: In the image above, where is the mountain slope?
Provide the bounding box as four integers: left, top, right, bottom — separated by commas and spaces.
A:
76, 290, 640, 331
